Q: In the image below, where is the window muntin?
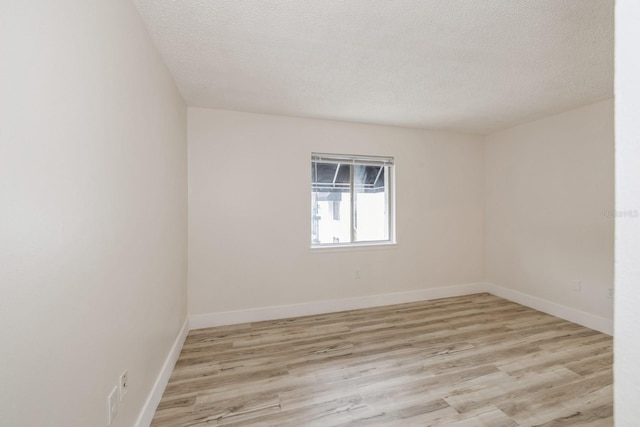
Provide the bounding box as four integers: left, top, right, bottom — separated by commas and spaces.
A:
311, 153, 394, 247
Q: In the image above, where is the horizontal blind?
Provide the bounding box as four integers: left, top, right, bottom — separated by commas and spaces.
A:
311, 153, 394, 167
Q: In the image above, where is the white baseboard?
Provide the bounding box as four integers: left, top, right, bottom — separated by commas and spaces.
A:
189, 282, 613, 335
135, 317, 190, 427
189, 282, 486, 329
485, 282, 613, 335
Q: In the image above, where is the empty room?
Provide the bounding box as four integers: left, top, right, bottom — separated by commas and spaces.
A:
2, 1, 640, 426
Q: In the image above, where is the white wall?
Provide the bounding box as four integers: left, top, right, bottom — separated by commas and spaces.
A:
614, 0, 640, 423
484, 99, 614, 322
188, 108, 484, 317
0, 1, 187, 426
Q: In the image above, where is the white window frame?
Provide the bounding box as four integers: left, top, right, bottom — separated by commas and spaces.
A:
311, 152, 396, 249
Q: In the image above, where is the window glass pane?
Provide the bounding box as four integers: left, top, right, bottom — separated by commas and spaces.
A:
311, 162, 352, 244
354, 165, 388, 242
311, 155, 393, 246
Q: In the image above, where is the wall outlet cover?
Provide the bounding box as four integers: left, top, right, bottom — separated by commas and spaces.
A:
571, 280, 582, 292
119, 370, 129, 401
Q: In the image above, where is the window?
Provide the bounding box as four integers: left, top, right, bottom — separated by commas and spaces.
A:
311, 153, 395, 247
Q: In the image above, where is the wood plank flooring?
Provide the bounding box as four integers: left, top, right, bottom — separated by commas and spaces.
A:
151, 293, 613, 426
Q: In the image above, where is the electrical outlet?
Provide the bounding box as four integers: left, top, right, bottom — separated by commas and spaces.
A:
107, 386, 118, 425
570, 280, 582, 292
119, 370, 129, 401
355, 269, 360, 279
608, 287, 614, 299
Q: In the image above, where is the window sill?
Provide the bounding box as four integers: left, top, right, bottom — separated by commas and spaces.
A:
310, 241, 397, 253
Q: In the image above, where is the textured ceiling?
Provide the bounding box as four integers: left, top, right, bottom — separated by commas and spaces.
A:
133, 0, 614, 134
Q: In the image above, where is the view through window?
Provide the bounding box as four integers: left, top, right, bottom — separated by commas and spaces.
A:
311, 153, 394, 247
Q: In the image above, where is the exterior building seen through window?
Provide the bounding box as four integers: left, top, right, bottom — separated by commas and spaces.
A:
311, 153, 394, 247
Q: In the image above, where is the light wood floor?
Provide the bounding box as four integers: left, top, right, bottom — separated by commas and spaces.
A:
151, 293, 613, 426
